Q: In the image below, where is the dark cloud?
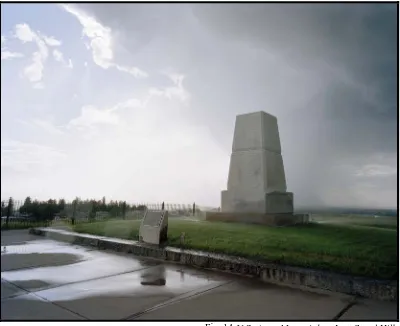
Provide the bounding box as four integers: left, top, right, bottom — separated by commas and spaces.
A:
73, 3, 398, 208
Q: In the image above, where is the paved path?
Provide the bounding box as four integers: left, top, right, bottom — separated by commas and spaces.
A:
1, 230, 398, 320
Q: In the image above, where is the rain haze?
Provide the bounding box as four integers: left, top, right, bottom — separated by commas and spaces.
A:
1, 3, 398, 209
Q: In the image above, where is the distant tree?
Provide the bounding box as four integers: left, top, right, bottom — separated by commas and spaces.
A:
1, 201, 7, 217
58, 199, 66, 211
89, 200, 100, 221
23, 196, 32, 207
5, 197, 14, 228
19, 197, 31, 215
7, 197, 14, 215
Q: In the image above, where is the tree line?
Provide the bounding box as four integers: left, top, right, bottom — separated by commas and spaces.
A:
1, 197, 147, 221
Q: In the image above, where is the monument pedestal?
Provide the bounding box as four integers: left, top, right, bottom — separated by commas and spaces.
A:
205, 211, 309, 226
221, 190, 294, 214
208, 111, 307, 226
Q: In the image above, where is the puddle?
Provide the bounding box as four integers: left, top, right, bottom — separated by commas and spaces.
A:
141, 265, 166, 286
11, 279, 53, 290
33, 265, 225, 302
1, 250, 155, 290
1, 253, 85, 273
1, 239, 89, 256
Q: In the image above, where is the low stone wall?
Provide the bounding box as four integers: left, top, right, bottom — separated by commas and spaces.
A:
205, 212, 310, 226
29, 227, 397, 301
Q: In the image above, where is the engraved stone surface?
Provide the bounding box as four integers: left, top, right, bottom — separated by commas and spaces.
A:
139, 210, 169, 245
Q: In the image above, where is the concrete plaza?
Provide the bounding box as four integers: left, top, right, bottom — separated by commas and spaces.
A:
1, 230, 398, 320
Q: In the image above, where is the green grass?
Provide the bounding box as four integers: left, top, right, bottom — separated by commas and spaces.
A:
72, 217, 398, 280
311, 214, 398, 230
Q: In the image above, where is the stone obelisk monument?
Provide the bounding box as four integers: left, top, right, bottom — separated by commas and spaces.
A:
207, 111, 308, 226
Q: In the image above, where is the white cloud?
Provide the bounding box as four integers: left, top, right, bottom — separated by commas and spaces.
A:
15, 24, 61, 48
23, 51, 45, 83
52, 49, 73, 69
149, 72, 190, 103
67, 98, 145, 132
32, 82, 45, 89
61, 4, 112, 68
13, 23, 63, 86
14, 24, 48, 85
1, 35, 6, 44
1, 51, 24, 60
68, 105, 121, 129
40, 33, 62, 47
114, 64, 148, 78
61, 4, 147, 78
355, 164, 397, 177
14, 23, 36, 43
52, 48, 64, 62
1, 140, 67, 173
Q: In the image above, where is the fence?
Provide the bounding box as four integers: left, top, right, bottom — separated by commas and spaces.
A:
0, 198, 202, 230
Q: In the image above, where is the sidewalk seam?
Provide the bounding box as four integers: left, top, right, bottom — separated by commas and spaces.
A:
332, 297, 358, 320
124, 280, 234, 320
1, 278, 89, 320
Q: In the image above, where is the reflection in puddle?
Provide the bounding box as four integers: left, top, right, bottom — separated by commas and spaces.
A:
1, 240, 83, 256
176, 268, 186, 282
141, 266, 166, 286
26, 266, 225, 302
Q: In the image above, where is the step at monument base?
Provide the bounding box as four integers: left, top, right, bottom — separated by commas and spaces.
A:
205, 212, 310, 226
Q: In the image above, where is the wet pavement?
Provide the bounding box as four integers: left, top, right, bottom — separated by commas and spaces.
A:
1, 230, 398, 320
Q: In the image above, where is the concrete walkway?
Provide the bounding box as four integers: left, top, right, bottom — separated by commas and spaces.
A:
1, 230, 398, 320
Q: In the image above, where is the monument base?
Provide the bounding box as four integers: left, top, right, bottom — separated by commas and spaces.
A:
221, 191, 294, 214
205, 212, 309, 227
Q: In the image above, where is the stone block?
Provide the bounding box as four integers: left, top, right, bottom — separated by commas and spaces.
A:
139, 210, 168, 246
265, 192, 293, 214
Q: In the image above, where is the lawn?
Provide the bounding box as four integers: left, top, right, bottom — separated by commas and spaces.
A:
311, 214, 398, 230
71, 217, 398, 280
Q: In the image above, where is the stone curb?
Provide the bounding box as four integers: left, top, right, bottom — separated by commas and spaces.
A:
29, 227, 397, 302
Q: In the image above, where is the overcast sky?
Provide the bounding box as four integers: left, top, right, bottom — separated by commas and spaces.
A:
1, 3, 398, 209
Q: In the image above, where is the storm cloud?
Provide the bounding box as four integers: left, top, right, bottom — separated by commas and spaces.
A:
71, 3, 397, 208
